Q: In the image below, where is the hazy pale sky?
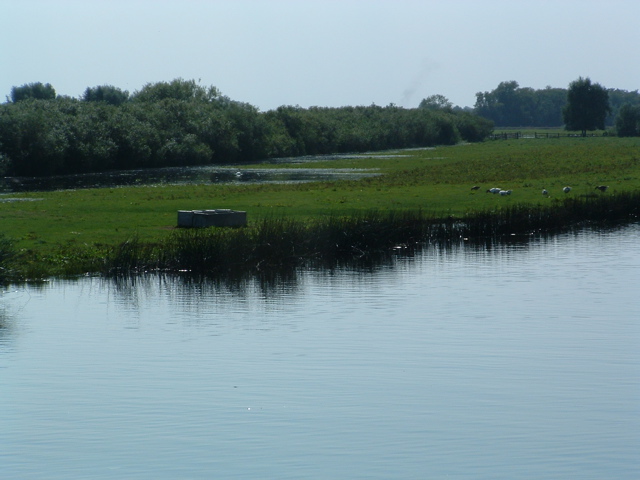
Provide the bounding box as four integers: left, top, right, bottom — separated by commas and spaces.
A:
2, 0, 638, 110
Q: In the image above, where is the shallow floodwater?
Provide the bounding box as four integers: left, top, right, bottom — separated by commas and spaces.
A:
0, 153, 383, 193
1, 225, 639, 479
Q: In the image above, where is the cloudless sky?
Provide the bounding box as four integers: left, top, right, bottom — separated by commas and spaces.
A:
2, 0, 638, 110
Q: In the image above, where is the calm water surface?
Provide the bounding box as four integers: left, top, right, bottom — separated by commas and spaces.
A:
1, 225, 639, 479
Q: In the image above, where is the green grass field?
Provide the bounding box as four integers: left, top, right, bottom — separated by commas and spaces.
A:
1, 136, 639, 279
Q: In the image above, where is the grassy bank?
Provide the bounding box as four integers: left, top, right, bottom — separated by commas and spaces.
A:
1, 136, 639, 281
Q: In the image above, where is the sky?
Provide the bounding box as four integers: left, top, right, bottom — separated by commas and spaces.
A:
2, 0, 639, 110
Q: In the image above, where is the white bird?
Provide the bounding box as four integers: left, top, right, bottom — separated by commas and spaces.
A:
563, 186, 571, 193
499, 190, 512, 196
542, 189, 548, 195
486, 187, 501, 194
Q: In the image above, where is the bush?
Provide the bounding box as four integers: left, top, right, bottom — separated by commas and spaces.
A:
616, 104, 640, 137
0, 79, 493, 176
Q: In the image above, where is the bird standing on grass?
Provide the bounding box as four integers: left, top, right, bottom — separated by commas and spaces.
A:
542, 189, 549, 196
563, 186, 571, 193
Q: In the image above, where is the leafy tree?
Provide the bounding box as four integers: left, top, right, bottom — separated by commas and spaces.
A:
10, 82, 56, 102
475, 81, 532, 126
475, 81, 567, 127
82, 85, 129, 106
607, 89, 640, 126
56, 98, 118, 173
615, 104, 640, 137
534, 86, 566, 126
562, 77, 610, 136
131, 78, 220, 103
419, 94, 452, 111
452, 111, 494, 142
0, 99, 68, 175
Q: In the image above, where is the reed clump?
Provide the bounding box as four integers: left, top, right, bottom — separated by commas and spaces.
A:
0, 234, 17, 283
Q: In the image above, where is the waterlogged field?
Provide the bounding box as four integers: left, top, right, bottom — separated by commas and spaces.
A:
0, 136, 639, 279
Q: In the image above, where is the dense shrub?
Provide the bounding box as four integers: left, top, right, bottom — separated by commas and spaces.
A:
0, 79, 493, 177
10, 82, 56, 103
82, 85, 130, 106
616, 104, 640, 137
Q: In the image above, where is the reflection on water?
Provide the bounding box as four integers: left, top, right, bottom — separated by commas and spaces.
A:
0, 310, 10, 349
1, 225, 639, 480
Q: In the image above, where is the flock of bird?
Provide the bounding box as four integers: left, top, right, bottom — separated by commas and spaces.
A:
484, 187, 512, 195
470, 185, 609, 196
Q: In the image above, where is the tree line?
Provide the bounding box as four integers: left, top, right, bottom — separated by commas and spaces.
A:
474, 79, 640, 133
0, 79, 493, 177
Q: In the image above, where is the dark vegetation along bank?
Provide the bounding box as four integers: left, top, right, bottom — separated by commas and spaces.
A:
102, 192, 640, 281
0, 79, 493, 177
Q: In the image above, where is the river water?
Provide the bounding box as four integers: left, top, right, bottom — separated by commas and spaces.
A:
1, 225, 639, 479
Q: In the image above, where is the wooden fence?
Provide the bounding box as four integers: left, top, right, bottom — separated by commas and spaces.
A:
488, 131, 608, 140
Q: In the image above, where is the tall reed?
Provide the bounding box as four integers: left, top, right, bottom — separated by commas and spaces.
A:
0, 234, 16, 282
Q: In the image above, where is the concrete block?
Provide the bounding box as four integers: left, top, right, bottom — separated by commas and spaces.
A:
178, 209, 247, 228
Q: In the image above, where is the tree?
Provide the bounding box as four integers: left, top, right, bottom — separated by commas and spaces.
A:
562, 77, 610, 136
607, 89, 640, 126
131, 78, 220, 103
535, 86, 566, 126
418, 94, 452, 111
10, 82, 56, 102
474, 81, 537, 126
82, 85, 129, 105
615, 104, 640, 137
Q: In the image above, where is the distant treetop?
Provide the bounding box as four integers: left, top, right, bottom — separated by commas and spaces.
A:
82, 85, 129, 106
419, 94, 453, 111
131, 78, 222, 103
10, 82, 56, 103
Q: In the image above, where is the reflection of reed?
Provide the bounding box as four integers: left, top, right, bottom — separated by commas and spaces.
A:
103, 191, 640, 284
107, 269, 302, 299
